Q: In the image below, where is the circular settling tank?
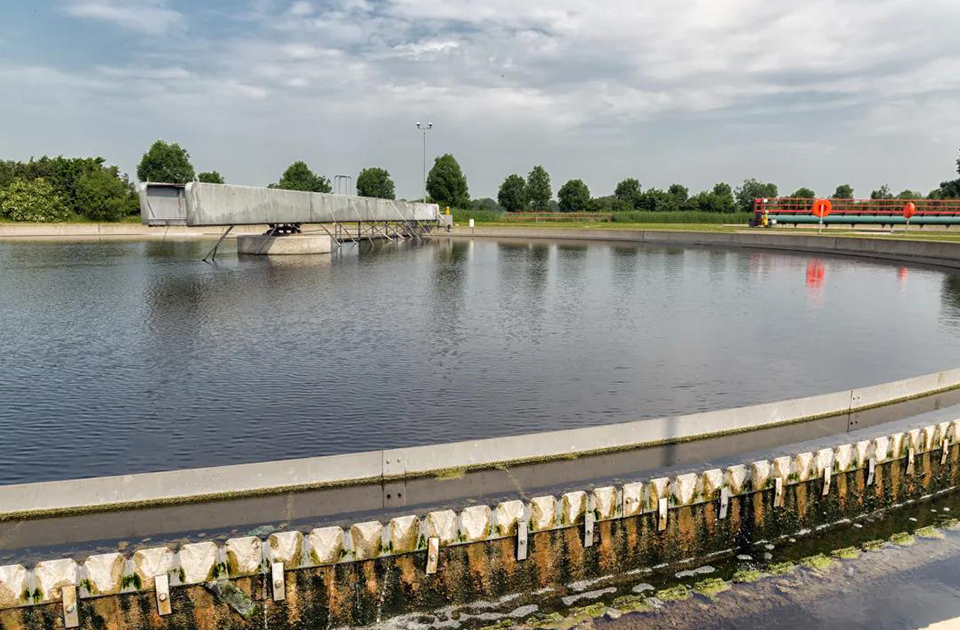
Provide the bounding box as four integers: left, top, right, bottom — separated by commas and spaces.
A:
2, 237, 960, 484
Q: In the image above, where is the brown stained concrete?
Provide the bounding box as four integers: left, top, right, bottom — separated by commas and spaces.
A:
2, 447, 956, 630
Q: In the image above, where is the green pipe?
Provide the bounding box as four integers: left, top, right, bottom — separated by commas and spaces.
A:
771, 215, 960, 225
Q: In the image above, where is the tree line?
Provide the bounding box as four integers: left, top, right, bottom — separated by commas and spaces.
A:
3, 139, 959, 222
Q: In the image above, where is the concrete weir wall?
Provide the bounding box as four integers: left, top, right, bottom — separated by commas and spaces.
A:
2, 369, 958, 520
443, 226, 960, 269
2, 419, 959, 630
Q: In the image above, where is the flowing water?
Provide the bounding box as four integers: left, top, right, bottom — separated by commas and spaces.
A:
3, 237, 960, 484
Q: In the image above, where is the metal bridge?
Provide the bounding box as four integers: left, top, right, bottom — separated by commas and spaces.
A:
139, 182, 443, 253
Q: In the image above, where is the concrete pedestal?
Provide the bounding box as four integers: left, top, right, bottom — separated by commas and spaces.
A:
237, 234, 333, 255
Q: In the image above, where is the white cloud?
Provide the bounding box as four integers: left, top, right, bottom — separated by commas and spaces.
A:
288, 1, 314, 16
62, 0, 183, 35
393, 40, 459, 59
19, 0, 960, 195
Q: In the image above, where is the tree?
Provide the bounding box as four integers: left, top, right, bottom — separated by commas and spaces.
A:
791, 187, 816, 198
667, 184, 689, 201
870, 184, 893, 200
557, 179, 591, 212
735, 178, 779, 213
137, 141, 195, 184
689, 182, 737, 213
272, 161, 331, 193
897, 189, 922, 199
426, 154, 469, 209
0, 178, 69, 222
497, 174, 527, 212
198, 171, 224, 184
833, 184, 854, 199
76, 166, 135, 221
526, 165, 552, 212
614, 178, 642, 208
356, 167, 395, 199
471, 198, 503, 212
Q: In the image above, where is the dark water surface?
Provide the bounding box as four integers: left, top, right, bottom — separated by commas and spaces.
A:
2, 237, 960, 484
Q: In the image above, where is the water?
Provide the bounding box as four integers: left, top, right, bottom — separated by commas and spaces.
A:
2, 237, 960, 484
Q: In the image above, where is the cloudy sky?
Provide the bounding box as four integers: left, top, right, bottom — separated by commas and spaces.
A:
3, 0, 960, 199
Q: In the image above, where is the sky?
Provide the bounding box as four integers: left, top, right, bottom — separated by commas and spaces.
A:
2, 0, 960, 200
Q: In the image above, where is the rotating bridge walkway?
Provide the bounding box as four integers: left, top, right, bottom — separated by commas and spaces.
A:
139, 182, 442, 256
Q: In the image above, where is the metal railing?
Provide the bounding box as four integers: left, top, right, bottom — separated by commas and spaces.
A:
755, 197, 960, 215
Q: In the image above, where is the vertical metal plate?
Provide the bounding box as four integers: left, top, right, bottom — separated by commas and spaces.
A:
271, 562, 285, 602
822, 466, 832, 497
907, 448, 916, 475
155, 574, 172, 616
775, 477, 784, 508
942, 438, 950, 465
426, 537, 440, 575
383, 480, 407, 509
657, 497, 668, 532
719, 487, 731, 520
867, 457, 876, 486
62, 584, 79, 629
584, 513, 595, 548
517, 521, 528, 561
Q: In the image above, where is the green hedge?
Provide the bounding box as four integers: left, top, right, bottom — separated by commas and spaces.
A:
451, 208, 752, 224
610, 211, 752, 224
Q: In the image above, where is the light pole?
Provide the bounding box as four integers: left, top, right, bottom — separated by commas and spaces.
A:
416, 121, 432, 202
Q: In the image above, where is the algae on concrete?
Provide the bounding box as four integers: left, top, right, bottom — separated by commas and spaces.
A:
830, 547, 861, 560
692, 578, 730, 599
914, 526, 945, 539
732, 569, 764, 583
889, 532, 916, 546
767, 561, 796, 575
654, 585, 691, 601
800, 554, 838, 572
611, 595, 652, 613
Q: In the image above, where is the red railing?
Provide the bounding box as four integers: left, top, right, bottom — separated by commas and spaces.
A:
754, 197, 960, 215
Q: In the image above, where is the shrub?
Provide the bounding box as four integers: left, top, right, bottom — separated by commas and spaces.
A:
0, 178, 69, 222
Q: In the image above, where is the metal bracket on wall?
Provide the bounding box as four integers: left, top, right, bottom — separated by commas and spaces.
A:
907, 448, 916, 475
943, 437, 951, 465
775, 477, 784, 508
517, 522, 528, 561
155, 574, 172, 616
822, 466, 832, 497
271, 562, 285, 602
867, 457, 876, 486
657, 497, 668, 532
584, 513, 595, 548
62, 584, 79, 629
202, 226, 233, 262
426, 537, 440, 575
719, 487, 730, 520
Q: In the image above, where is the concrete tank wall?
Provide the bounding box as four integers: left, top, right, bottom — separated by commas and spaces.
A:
2, 419, 957, 629
440, 226, 960, 269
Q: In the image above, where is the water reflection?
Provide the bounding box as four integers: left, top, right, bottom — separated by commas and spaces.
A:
943, 274, 960, 322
